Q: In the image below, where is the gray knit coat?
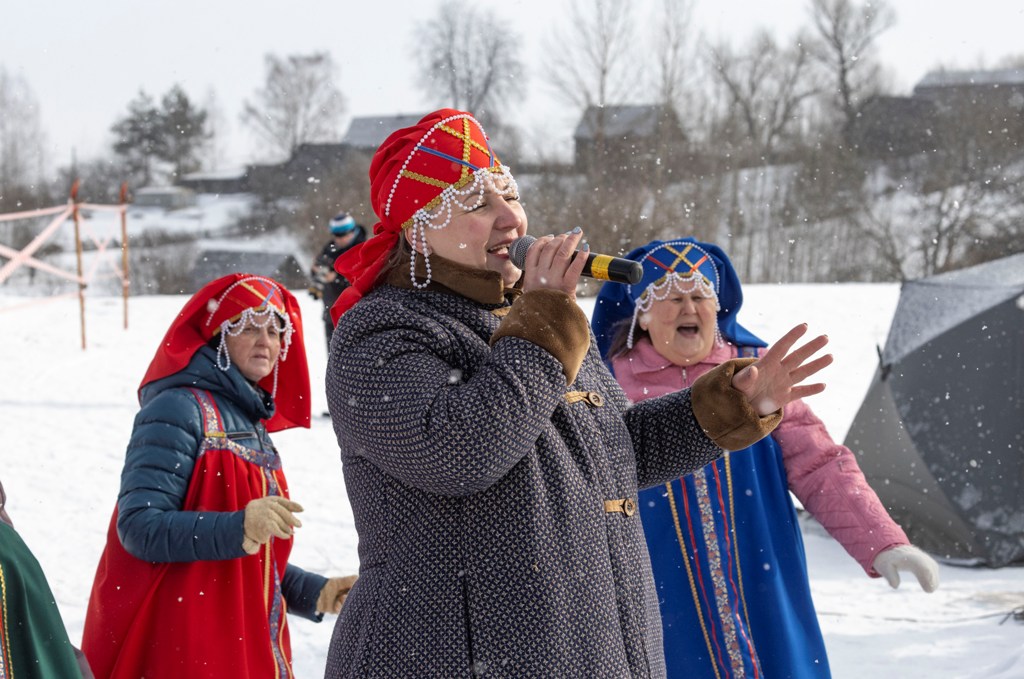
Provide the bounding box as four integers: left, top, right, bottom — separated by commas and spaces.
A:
323, 275, 742, 678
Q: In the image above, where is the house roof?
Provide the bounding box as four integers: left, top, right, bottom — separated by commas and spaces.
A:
342, 113, 431, 150
858, 95, 937, 117
915, 68, 1024, 90
573, 105, 678, 139
180, 168, 248, 181
135, 186, 195, 196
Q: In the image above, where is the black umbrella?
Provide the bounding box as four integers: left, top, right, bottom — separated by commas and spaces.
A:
844, 253, 1024, 567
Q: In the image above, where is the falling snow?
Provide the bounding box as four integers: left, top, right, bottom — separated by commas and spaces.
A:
1, 286, 1021, 677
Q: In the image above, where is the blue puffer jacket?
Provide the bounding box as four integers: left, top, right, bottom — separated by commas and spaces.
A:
116, 345, 326, 621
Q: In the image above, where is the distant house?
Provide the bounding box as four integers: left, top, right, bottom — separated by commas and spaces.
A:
133, 186, 197, 210
260, 114, 428, 195
189, 250, 307, 293
287, 142, 355, 177
913, 68, 1024, 108
178, 113, 431, 199
177, 169, 250, 195
342, 113, 430, 152
573, 105, 688, 176
846, 96, 940, 157
852, 68, 1024, 159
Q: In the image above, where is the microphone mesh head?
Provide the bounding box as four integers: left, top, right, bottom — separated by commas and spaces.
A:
508, 235, 537, 269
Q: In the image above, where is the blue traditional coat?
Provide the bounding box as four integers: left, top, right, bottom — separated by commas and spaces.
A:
615, 344, 831, 679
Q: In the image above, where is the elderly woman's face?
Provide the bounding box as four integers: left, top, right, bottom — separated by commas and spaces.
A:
642, 289, 718, 366
417, 177, 527, 287
224, 316, 282, 383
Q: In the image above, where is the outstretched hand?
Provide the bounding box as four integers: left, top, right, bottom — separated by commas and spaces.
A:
731, 323, 832, 416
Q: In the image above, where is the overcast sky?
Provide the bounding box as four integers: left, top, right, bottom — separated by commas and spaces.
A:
3, 0, 1022, 172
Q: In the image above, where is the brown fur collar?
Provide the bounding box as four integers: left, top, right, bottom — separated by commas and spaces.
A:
384, 252, 521, 306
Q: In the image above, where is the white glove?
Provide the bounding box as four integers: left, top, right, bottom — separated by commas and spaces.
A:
872, 544, 939, 593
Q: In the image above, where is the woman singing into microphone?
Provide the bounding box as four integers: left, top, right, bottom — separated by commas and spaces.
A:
320, 108, 833, 678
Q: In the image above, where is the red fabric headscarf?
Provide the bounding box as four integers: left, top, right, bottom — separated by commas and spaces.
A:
331, 108, 504, 322
139, 273, 311, 431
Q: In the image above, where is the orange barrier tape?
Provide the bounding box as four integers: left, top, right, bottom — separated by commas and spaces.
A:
0, 204, 70, 222
0, 243, 85, 284
0, 206, 74, 284
79, 203, 128, 213
0, 291, 80, 314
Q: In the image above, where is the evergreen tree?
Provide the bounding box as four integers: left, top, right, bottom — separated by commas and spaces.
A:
158, 85, 208, 180
111, 90, 165, 186
111, 86, 210, 186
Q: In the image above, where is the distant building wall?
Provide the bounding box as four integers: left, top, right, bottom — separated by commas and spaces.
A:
133, 187, 197, 209
190, 250, 307, 293
573, 105, 689, 177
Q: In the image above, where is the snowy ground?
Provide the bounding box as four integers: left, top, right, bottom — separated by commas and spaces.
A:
1, 284, 1021, 677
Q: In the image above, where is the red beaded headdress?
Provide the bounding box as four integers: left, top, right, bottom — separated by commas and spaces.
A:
139, 273, 310, 432
331, 108, 516, 322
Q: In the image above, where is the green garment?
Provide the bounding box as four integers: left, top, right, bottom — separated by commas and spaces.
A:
0, 522, 82, 678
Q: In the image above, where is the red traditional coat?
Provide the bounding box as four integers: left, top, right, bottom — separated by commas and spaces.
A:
83, 389, 296, 679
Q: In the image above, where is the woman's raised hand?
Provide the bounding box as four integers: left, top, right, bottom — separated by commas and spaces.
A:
520, 228, 588, 298
731, 324, 832, 416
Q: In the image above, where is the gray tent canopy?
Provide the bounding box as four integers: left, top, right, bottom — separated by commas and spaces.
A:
844, 253, 1024, 567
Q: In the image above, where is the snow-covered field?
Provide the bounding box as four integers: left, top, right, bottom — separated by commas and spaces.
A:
2, 284, 1021, 677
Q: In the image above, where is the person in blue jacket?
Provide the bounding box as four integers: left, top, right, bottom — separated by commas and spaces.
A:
82, 273, 357, 679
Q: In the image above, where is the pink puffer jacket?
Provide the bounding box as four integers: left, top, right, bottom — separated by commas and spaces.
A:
613, 337, 909, 575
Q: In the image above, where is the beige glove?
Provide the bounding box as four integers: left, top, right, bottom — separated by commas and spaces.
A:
872, 544, 940, 593
242, 495, 303, 554
316, 574, 359, 614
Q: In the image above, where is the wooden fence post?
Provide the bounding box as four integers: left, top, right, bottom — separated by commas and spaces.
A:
120, 182, 130, 329
71, 179, 86, 350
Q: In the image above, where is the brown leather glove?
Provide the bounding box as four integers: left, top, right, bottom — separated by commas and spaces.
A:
316, 574, 359, 614
242, 495, 303, 554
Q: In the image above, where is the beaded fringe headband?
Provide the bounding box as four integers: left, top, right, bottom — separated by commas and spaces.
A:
627, 241, 723, 350
383, 112, 518, 289
203, 276, 294, 396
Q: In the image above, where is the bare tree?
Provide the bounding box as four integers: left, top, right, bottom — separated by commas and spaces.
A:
995, 54, 1024, 69
856, 180, 989, 280
807, 0, 895, 128
200, 88, 228, 171
413, 0, 525, 120
544, 0, 640, 115
293, 154, 374, 256
653, 0, 696, 108
241, 52, 345, 160
0, 66, 47, 208
708, 31, 819, 163
54, 156, 126, 204
856, 140, 1024, 280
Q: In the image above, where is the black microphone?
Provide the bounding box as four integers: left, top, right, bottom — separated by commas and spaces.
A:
508, 235, 643, 285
